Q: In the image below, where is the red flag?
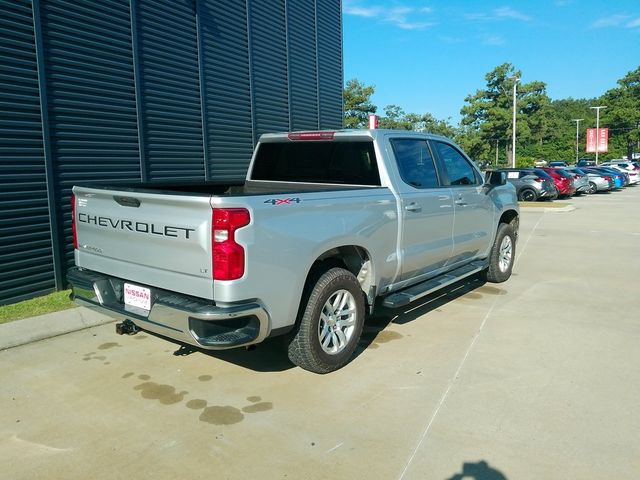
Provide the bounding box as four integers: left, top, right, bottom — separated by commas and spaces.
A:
586, 128, 608, 153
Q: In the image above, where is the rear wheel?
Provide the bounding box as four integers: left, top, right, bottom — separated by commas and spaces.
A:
588, 182, 597, 194
518, 188, 537, 202
482, 223, 516, 283
287, 267, 365, 374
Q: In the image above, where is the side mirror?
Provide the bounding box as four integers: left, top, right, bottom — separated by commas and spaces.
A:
485, 170, 506, 186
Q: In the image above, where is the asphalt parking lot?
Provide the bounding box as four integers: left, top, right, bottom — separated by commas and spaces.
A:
2, 187, 639, 480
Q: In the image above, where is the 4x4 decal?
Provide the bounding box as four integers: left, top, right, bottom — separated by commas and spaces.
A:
264, 197, 302, 205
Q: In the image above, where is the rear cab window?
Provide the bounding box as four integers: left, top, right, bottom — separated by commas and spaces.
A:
251, 140, 381, 186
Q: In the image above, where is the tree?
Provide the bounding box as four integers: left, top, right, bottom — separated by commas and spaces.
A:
378, 105, 458, 136
343, 79, 376, 129
460, 63, 551, 166
601, 67, 640, 161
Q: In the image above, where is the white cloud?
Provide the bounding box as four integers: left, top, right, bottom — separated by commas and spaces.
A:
494, 7, 531, 21
343, 4, 382, 18
483, 35, 506, 46
591, 14, 630, 28
465, 6, 532, 23
627, 17, 640, 28
343, 1, 435, 30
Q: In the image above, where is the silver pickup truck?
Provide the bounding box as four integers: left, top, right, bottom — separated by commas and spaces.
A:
68, 129, 519, 373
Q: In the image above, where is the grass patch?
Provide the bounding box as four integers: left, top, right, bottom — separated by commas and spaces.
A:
0, 290, 76, 324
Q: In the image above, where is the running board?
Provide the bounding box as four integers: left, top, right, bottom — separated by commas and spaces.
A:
382, 261, 487, 309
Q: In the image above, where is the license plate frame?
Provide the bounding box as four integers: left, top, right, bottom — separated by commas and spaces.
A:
123, 283, 151, 311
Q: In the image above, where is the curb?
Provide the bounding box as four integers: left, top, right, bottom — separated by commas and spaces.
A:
520, 203, 575, 213
0, 307, 115, 351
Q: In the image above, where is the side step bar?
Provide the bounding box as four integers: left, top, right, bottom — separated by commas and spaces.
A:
382, 261, 487, 309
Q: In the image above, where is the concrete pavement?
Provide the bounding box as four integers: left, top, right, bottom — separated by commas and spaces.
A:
1, 187, 639, 480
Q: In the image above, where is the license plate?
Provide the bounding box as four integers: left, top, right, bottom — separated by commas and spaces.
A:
124, 283, 151, 311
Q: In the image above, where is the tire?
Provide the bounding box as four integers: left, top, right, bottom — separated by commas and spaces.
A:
482, 223, 516, 283
518, 188, 537, 202
287, 267, 365, 374
588, 182, 597, 194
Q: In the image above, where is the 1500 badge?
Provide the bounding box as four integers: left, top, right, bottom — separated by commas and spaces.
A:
264, 197, 302, 205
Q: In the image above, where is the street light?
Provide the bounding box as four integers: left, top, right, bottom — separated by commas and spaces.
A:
511, 76, 520, 168
590, 106, 607, 164
572, 119, 583, 163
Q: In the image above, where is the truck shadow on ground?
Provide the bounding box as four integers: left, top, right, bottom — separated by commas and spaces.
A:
354, 274, 491, 358
176, 337, 296, 373
168, 274, 491, 372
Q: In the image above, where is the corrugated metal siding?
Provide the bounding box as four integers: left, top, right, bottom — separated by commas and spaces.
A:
250, 0, 290, 138
198, 0, 254, 180
135, 0, 205, 181
316, 0, 343, 129
0, 0, 55, 304
287, 0, 319, 131
0, 0, 343, 304
40, 0, 141, 271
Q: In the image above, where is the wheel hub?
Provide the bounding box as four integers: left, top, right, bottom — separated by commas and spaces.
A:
318, 289, 357, 355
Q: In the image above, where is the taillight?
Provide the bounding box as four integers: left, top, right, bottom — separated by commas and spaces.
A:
71, 192, 78, 249
534, 177, 543, 182
603, 176, 612, 181
212, 208, 250, 281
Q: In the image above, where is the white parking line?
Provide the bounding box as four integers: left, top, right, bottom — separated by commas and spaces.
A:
397, 301, 498, 480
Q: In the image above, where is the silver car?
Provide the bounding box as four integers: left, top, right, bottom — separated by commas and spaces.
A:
556, 167, 589, 194
566, 167, 612, 193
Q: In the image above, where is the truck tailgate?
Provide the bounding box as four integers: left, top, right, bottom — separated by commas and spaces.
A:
73, 186, 214, 300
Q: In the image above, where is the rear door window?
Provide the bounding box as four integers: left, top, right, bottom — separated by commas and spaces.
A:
390, 138, 440, 189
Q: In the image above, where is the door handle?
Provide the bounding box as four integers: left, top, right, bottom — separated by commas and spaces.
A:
405, 202, 422, 212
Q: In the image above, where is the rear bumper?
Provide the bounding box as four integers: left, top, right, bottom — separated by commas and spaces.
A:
67, 267, 270, 349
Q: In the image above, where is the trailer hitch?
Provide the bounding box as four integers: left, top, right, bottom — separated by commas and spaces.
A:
115, 319, 139, 335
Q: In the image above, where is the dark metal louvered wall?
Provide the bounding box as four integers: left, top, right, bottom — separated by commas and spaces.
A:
0, 0, 54, 303
0, 0, 343, 305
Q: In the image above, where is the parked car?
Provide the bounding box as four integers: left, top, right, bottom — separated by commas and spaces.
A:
496, 168, 557, 201
548, 161, 569, 167
558, 168, 589, 194
585, 167, 625, 189
601, 162, 639, 184
598, 167, 629, 187
539, 167, 576, 198
67, 129, 519, 374
565, 167, 613, 193
577, 159, 596, 167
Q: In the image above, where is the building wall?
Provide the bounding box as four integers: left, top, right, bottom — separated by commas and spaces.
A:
0, 0, 343, 305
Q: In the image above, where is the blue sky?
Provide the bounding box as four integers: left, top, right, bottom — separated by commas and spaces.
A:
342, 0, 640, 123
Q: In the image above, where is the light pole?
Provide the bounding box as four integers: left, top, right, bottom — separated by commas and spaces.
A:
590, 106, 607, 164
572, 119, 583, 163
511, 76, 520, 168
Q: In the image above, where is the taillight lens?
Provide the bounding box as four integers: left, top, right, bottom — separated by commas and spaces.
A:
71, 192, 78, 249
212, 208, 250, 280
603, 176, 612, 181
534, 177, 543, 182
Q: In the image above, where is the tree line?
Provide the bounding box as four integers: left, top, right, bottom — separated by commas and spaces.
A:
344, 63, 640, 167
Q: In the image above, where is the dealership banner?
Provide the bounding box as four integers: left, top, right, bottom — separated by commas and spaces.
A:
586, 128, 609, 153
